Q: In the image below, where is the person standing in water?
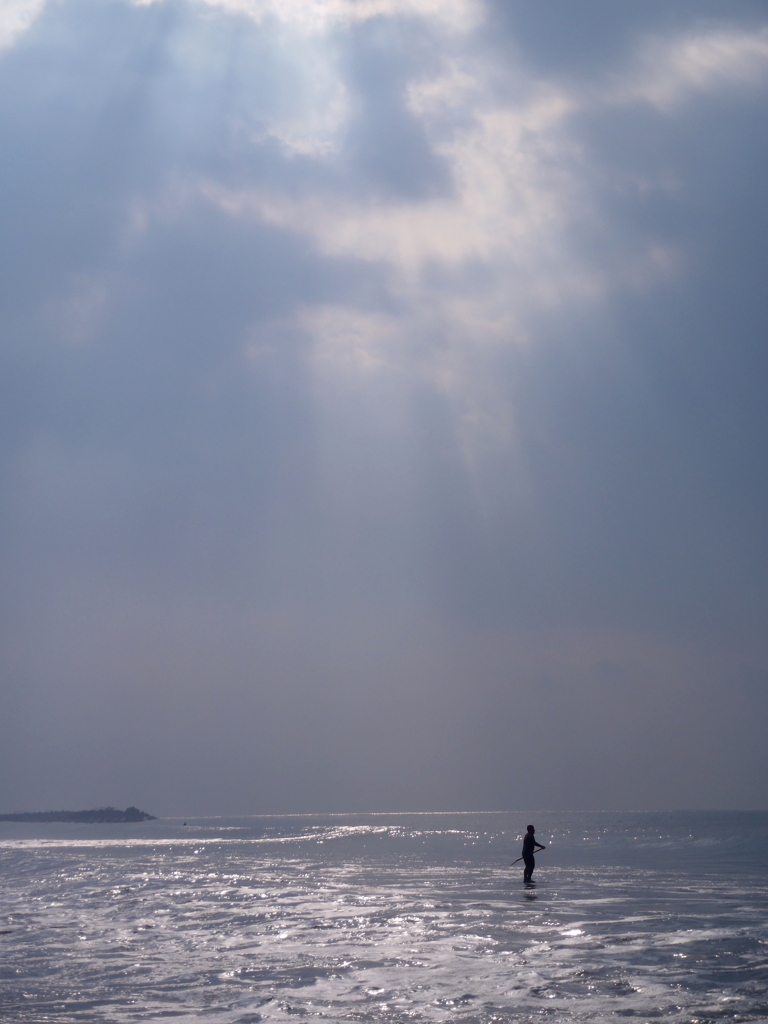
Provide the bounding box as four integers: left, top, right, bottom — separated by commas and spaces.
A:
522, 825, 546, 882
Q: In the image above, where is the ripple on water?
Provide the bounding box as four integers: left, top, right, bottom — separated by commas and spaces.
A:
1, 813, 767, 1022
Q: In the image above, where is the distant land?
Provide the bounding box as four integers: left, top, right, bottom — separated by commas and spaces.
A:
0, 806, 156, 823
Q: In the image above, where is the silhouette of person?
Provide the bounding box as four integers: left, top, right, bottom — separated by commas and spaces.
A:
522, 825, 545, 882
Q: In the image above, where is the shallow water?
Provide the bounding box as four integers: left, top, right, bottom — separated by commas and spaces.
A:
1, 812, 767, 1022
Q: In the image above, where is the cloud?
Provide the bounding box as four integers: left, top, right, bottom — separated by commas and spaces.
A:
1, 0, 768, 812
178, 57, 680, 456
0, 0, 45, 51
133, 0, 480, 33
615, 26, 768, 110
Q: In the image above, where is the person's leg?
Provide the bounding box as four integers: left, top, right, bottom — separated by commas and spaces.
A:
523, 854, 534, 881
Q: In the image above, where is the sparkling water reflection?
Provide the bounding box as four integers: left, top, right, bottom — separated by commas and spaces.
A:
1, 812, 767, 1022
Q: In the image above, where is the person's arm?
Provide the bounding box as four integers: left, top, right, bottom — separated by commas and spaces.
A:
535, 841, 546, 850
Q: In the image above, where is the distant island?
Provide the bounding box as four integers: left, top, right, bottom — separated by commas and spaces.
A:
0, 806, 156, 823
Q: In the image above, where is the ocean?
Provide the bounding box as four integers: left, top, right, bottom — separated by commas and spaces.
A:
1, 811, 766, 1023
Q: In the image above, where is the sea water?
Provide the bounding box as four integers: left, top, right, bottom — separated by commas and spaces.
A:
1, 811, 767, 1023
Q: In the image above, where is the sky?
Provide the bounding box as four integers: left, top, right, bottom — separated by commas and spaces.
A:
1, 0, 767, 816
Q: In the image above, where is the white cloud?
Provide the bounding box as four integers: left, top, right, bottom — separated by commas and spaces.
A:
0, 0, 46, 51
132, 0, 480, 34
176, 58, 677, 453
301, 306, 401, 377
121, 15, 759, 458
616, 26, 768, 110
408, 57, 473, 105
198, 87, 582, 281
257, 77, 349, 157
188, 86, 582, 435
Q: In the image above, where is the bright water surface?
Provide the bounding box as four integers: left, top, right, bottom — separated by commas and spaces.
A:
1, 812, 767, 1023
